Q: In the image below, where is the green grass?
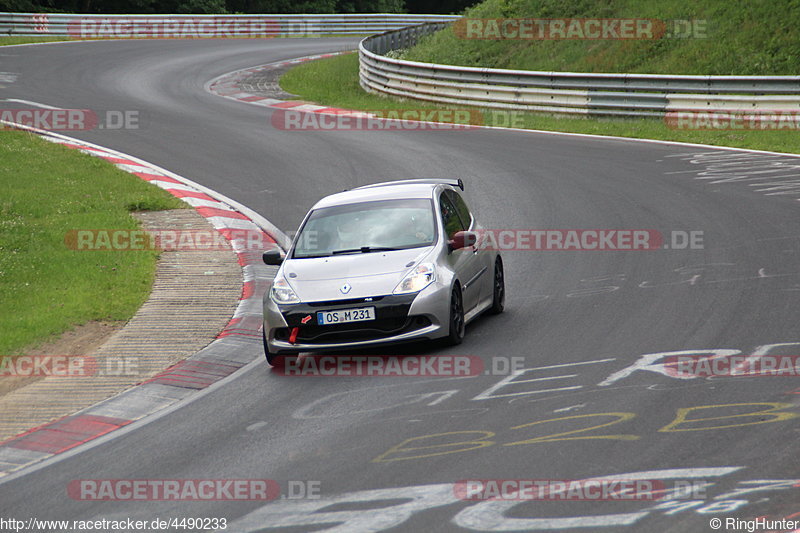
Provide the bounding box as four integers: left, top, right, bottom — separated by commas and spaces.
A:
0, 130, 186, 354
279, 53, 800, 154
0, 36, 73, 46
402, 0, 800, 75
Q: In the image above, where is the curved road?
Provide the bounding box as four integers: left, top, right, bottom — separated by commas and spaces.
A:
1, 39, 799, 531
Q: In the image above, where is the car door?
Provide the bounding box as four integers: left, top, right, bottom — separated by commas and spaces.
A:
439, 190, 484, 313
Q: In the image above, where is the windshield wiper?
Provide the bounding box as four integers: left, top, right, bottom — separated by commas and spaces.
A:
331, 246, 401, 255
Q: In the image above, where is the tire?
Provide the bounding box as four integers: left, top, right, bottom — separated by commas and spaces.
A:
263, 329, 285, 367
488, 256, 505, 315
446, 285, 465, 345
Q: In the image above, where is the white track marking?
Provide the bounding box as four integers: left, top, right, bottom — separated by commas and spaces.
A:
473, 359, 616, 401
3, 98, 61, 109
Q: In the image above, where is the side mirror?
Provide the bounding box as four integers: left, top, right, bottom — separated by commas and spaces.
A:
262, 248, 284, 266
448, 230, 477, 252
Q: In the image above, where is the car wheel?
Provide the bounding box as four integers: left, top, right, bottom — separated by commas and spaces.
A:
263, 328, 285, 367
446, 285, 465, 345
488, 256, 505, 315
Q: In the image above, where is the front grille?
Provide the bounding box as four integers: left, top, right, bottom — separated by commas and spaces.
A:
298, 317, 408, 342
275, 316, 432, 344
278, 293, 418, 328
275, 292, 426, 345
306, 296, 386, 307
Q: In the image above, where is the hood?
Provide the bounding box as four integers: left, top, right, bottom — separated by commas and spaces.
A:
281, 247, 432, 302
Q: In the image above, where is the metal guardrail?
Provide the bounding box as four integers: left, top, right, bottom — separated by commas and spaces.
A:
6, 11, 797, 117
359, 23, 800, 117
0, 12, 459, 37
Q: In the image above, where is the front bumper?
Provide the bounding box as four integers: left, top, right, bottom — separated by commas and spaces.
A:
263, 282, 450, 354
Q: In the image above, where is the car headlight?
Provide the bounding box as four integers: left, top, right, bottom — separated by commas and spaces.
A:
270, 276, 301, 304
393, 263, 436, 295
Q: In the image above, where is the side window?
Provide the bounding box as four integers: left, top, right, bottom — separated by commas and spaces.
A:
439, 195, 465, 240
445, 190, 473, 230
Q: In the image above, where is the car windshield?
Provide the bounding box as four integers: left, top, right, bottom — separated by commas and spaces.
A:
292, 198, 436, 258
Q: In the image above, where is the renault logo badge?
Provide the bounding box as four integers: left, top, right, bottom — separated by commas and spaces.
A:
340, 283, 351, 294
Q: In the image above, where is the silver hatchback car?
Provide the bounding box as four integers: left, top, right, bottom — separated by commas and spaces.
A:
261, 178, 504, 365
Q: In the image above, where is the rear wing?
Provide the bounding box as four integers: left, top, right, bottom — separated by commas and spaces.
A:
353, 178, 464, 191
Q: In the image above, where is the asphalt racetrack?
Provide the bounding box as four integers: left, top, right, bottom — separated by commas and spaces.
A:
1, 38, 799, 532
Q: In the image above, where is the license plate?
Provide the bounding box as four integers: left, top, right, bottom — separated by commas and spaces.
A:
317, 307, 376, 325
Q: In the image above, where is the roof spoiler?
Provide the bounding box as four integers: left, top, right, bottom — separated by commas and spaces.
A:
353, 178, 464, 191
